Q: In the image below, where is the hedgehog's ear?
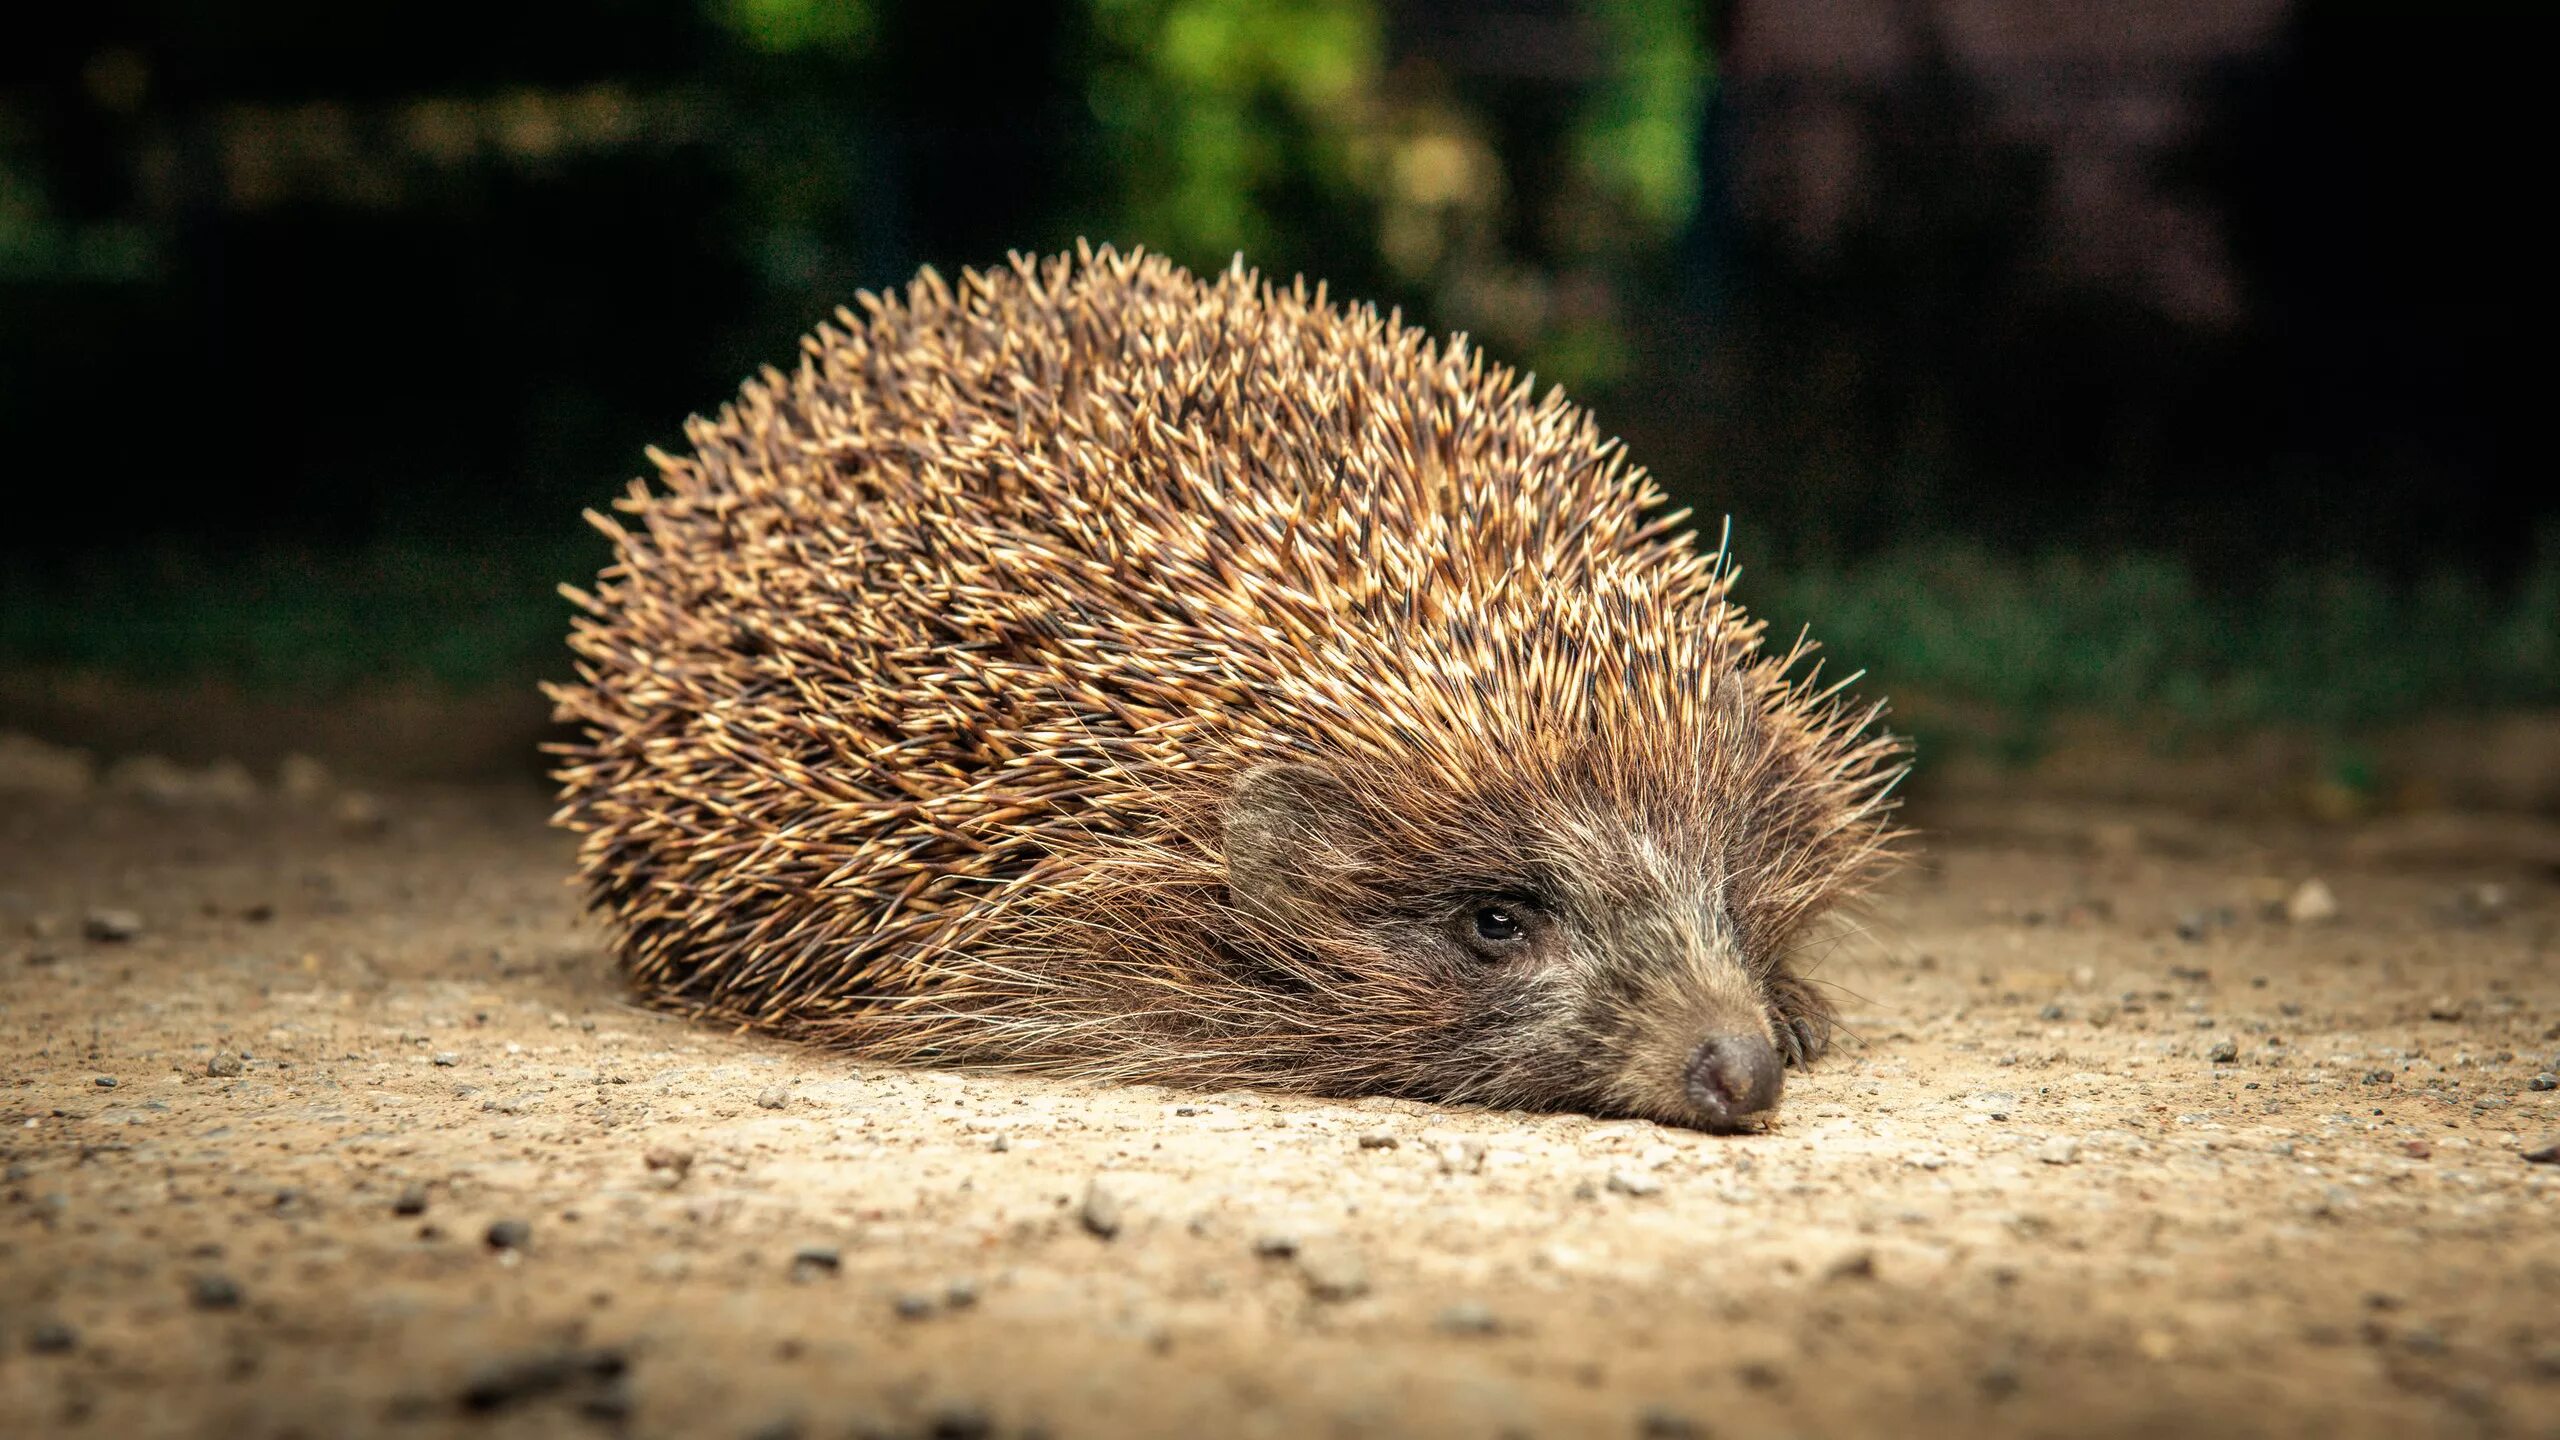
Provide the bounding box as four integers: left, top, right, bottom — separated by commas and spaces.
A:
1222, 762, 1373, 929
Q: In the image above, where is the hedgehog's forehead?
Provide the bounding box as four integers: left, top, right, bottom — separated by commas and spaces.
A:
1392, 747, 1731, 891
1426, 705, 1751, 822
1524, 799, 1719, 909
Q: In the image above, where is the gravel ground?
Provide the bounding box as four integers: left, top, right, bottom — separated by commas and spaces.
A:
2, 780, 2557, 1439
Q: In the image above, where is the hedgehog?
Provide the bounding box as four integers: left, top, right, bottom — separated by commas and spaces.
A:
547, 245, 1905, 1133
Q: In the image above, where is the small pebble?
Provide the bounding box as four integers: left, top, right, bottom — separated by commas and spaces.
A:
2285, 878, 2339, 924
892, 1292, 937, 1320
924, 1401, 994, 1440
1604, 1168, 1662, 1198
1295, 1239, 1370, 1302
1636, 1408, 1704, 1439
1978, 1360, 2022, 1399
334, 792, 390, 835
2037, 1002, 2067, 1022
28, 1321, 77, 1354
206, 1053, 244, 1078
2036, 1139, 2082, 1166
2400, 1140, 2432, 1160
432, 1053, 458, 1067
2522, 1138, 2560, 1166
1436, 1302, 1500, 1336
93, 1076, 117, 1089
393, 1184, 429, 1216
1356, 1131, 1400, 1150
1823, 1249, 1878, 1282
578, 1378, 636, 1423
485, 1218, 533, 1251
1432, 1138, 1487, 1175
2207, 1039, 2239, 1064
2452, 882, 2511, 923
2530, 1073, 2557, 1093
459, 1348, 626, 1413
754, 1086, 788, 1110
189, 1273, 243, 1310
943, 1277, 979, 1309
789, 1245, 840, 1282
83, 909, 143, 943
1079, 1175, 1125, 1239
1252, 1232, 1299, 1259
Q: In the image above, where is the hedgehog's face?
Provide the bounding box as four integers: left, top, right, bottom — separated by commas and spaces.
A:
1222, 760, 1830, 1133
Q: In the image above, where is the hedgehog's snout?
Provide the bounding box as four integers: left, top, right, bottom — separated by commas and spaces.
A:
1683, 1032, 1783, 1133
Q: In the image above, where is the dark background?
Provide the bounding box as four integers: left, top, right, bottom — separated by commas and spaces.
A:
0, 0, 2545, 733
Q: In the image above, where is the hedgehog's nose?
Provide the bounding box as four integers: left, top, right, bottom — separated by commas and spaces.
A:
1684, 1033, 1783, 1133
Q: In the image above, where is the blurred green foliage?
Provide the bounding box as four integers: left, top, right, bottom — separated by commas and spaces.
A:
689, 0, 1709, 394
1083, 0, 1709, 388
1087, 0, 1383, 266
1755, 527, 2560, 758
715, 0, 876, 55
1575, 0, 1709, 233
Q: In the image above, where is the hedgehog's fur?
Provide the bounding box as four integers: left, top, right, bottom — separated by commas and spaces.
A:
548, 245, 1905, 1130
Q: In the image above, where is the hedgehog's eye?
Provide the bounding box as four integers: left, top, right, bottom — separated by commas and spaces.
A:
1454, 899, 1544, 961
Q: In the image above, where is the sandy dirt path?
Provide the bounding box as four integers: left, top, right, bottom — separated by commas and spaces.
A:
3, 785, 2556, 1439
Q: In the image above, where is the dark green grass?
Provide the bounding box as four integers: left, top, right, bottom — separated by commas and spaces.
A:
1755, 532, 2560, 759
7, 533, 2556, 754
0, 541, 604, 694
